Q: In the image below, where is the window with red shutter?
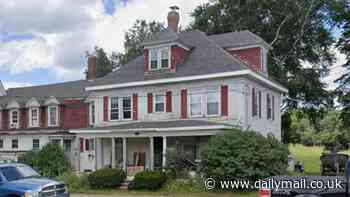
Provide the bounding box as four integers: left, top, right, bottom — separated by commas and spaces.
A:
147, 93, 153, 113
166, 91, 172, 112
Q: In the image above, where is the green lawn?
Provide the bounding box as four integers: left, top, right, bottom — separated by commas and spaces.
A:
289, 144, 350, 175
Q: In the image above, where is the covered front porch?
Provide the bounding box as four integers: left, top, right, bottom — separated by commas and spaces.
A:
71, 120, 232, 177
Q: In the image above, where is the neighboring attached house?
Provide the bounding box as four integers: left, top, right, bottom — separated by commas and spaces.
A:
71, 7, 288, 175
0, 58, 98, 163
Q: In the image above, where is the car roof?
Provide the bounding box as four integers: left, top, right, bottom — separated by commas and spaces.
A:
0, 163, 27, 168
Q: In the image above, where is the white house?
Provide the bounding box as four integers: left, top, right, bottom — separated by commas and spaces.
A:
71, 7, 288, 176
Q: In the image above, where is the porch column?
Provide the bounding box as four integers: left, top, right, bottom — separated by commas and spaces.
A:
149, 137, 154, 170
111, 138, 116, 168
162, 136, 167, 170
74, 137, 80, 172
122, 137, 127, 171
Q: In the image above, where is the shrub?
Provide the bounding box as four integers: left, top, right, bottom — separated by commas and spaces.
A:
130, 171, 167, 190
19, 143, 70, 178
87, 168, 125, 188
165, 149, 197, 178
200, 129, 289, 184
56, 171, 89, 193
38, 143, 71, 178
18, 151, 40, 170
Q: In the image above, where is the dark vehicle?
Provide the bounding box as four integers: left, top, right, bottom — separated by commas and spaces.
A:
0, 163, 69, 197
259, 160, 350, 197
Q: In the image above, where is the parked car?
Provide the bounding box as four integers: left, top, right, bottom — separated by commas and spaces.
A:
0, 163, 69, 197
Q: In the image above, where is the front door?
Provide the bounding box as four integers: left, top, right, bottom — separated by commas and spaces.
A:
80, 138, 95, 172
127, 152, 146, 177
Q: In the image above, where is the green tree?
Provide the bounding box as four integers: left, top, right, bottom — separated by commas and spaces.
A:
121, 20, 164, 65
86, 46, 114, 78
336, 11, 350, 128
290, 110, 318, 145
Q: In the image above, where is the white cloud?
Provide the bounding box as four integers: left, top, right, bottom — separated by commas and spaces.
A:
0, 0, 208, 80
2, 81, 33, 89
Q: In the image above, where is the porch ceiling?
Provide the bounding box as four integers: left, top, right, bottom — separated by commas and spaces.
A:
70, 120, 233, 134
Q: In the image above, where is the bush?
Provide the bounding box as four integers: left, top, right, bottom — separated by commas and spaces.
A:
200, 129, 289, 184
87, 168, 125, 188
18, 151, 40, 170
130, 171, 167, 190
165, 149, 197, 178
19, 143, 70, 178
56, 172, 89, 193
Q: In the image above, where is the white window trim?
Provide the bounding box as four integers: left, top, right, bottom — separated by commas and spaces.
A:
188, 89, 221, 118
89, 101, 95, 125
148, 47, 171, 71
29, 107, 40, 128
108, 96, 133, 122
48, 105, 59, 127
252, 87, 262, 119
153, 93, 166, 113
9, 109, 20, 129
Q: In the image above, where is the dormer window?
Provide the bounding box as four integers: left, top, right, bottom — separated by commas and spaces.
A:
29, 107, 39, 127
149, 47, 171, 70
48, 106, 58, 127
9, 109, 19, 129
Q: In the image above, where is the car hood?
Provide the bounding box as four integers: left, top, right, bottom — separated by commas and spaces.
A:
3, 178, 62, 192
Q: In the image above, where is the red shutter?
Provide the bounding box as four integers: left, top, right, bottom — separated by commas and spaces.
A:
144, 49, 149, 72
221, 85, 228, 116
133, 94, 138, 120
181, 89, 187, 119
103, 96, 109, 121
166, 91, 172, 112
147, 93, 153, 113
80, 138, 84, 152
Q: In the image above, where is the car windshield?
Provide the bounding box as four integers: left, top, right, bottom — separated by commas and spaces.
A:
0, 165, 40, 181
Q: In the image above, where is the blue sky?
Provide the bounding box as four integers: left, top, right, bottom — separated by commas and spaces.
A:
0, 0, 346, 90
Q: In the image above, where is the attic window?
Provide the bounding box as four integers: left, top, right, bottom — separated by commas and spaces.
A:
149, 47, 170, 70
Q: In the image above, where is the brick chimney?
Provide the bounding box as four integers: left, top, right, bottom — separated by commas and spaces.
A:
86, 55, 97, 81
167, 6, 180, 33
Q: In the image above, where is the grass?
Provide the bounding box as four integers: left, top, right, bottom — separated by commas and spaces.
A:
289, 144, 350, 175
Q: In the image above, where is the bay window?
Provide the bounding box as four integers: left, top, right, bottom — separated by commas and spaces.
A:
48, 106, 58, 127
149, 47, 170, 70
29, 107, 39, 127
189, 90, 220, 117
9, 109, 19, 129
154, 94, 165, 112
110, 96, 132, 121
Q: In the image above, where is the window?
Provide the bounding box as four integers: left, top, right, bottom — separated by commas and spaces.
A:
207, 92, 219, 116
0, 139, 3, 149
190, 94, 202, 116
161, 48, 169, 68
252, 88, 258, 117
63, 139, 72, 152
110, 97, 119, 120
122, 97, 132, 119
85, 139, 95, 152
150, 49, 158, 69
29, 108, 39, 127
189, 91, 220, 117
267, 93, 272, 120
272, 95, 275, 121
154, 94, 165, 112
109, 96, 132, 121
258, 91, 262, 119
48, 106, 58, 127
12, 139, 18, 149
9, 109, 19, 128
51, 139, 61, 146
89, 102, 95, 125
32, 139, 40, 150
149, 47, 170, 70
